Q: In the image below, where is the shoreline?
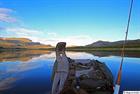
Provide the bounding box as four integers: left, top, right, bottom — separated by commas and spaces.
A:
0, 47, 140, 52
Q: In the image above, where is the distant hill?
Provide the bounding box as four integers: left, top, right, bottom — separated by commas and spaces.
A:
86, 39, 140, 48
0, 37, 52, 49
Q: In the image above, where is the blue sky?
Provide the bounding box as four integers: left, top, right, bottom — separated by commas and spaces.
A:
0, 0, 139, 46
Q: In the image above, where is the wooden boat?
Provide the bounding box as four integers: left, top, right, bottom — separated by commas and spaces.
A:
52, 42, 114, 94
60, 58, 114, 94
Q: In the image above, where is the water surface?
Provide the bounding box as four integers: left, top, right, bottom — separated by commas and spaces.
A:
0, 50, 140, 94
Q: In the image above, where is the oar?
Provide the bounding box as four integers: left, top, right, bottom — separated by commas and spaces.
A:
113, 0, 134, 94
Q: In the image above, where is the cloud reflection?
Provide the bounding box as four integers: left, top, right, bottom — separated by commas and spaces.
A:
0, 51, 54, 91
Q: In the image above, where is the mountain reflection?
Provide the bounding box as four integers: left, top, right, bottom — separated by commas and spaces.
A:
0, 50, 140, 62
87, 51, 140, 58
0, 50, 53, 62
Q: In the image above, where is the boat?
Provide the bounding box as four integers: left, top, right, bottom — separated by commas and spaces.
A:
52, 42, 114, 94
60, 58, 114, 94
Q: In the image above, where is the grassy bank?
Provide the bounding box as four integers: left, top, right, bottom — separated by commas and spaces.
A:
0, 47, 55, 52
66, 47, 140, 52
0, 47, 140, 52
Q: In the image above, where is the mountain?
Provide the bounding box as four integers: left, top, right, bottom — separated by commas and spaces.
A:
86, 39, 140, 48
0, 37, 52, 49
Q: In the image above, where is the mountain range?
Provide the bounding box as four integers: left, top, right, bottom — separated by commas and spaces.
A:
86, 39, 140, 48
0, 37, 52, 49
0, 37, 140, 50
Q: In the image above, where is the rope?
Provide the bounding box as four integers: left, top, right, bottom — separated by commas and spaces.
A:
115, 0, 134, 88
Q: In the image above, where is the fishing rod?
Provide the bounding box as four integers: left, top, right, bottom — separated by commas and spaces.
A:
113, 0, 134, 94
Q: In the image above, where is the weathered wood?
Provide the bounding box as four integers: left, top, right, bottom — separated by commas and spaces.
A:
52, 42, 69, 94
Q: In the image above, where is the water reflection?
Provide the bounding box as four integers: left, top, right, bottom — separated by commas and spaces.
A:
82, 51, 140, 58
0, 77, 17, 91
0, 50, 140, 62
0, 51, 55, 94
0, 61, 50, 91
0, 50, 140, 94
0, 50, 53, 62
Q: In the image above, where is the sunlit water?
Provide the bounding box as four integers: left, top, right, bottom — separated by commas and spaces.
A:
0, 51, 140, 94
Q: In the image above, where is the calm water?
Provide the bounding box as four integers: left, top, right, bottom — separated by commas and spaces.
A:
0, 50, 140, 94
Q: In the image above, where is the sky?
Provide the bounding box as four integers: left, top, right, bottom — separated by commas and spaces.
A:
0, 0, 140, 46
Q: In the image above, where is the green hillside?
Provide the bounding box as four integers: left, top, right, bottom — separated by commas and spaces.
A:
67, 39, 140, 51
0, 37, 52, 50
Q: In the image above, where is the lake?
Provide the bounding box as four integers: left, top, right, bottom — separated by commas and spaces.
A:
0, 50, 140, 94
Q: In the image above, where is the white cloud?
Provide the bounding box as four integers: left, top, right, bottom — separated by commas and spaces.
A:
5, 27, 42, 36
40, 35, 94, 46
47, 32, 57, 37
2, 27, 55, 44
0, 8, 13, 13
60, 35, 93, 46
3, 27, 94, 46
0, 8, 17, 23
